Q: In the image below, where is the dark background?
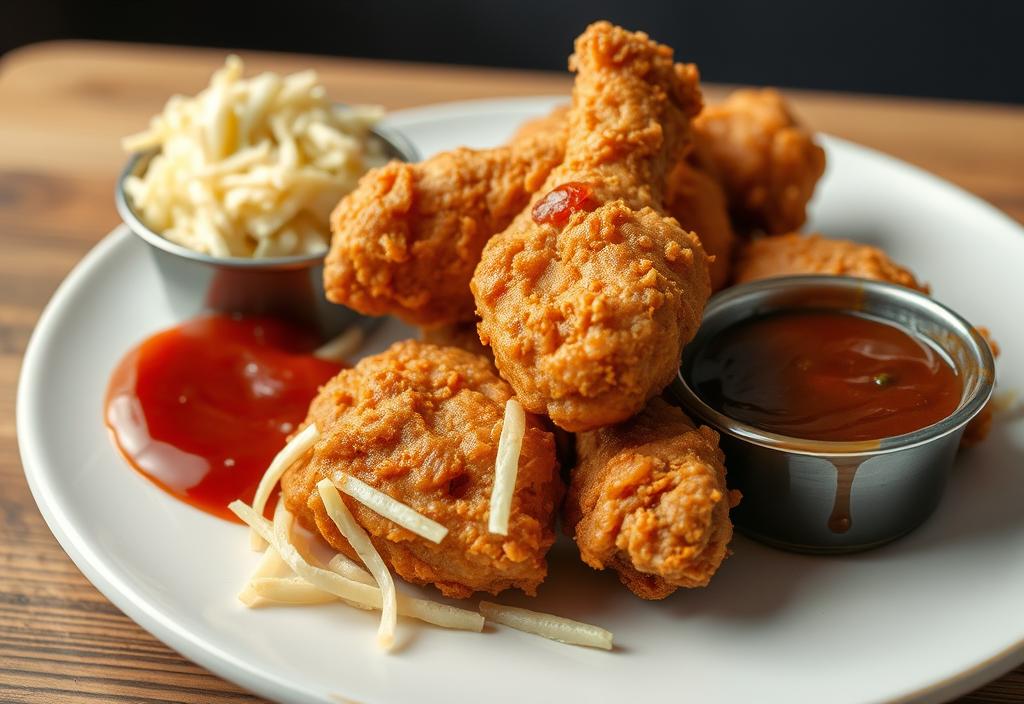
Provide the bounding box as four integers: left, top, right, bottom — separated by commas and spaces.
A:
3, 0, 1023, 104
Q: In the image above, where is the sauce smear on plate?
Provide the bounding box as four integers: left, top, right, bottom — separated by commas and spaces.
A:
690, 311, 961, 442
105, 314, 342, 522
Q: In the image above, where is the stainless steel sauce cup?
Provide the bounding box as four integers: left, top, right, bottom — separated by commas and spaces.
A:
671, 275, 994, 553
115, 125, 419, 340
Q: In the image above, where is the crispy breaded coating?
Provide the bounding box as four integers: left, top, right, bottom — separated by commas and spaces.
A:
419, 321, 490, 359
665, 162, 736, 291
509, 107, 740, 292
509, 111, 736, 291
418, 323, 582, 472
509, 104, 570, 144
564, 398, 737, 599
324, 121, 567, 327
693, 88, 826, 234
734, 233, 929, 292
472, 22, 711, 432
280, 340, 563, 598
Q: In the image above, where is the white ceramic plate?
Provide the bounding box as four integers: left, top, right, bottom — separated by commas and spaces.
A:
17, 97, 1024, 704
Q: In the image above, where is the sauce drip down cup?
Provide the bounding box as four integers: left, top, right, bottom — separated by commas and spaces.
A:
672, 275, 995, 553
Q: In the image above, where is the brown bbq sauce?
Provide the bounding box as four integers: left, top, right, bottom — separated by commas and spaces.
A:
690, 311, 961, 442
105, 314, 343, 522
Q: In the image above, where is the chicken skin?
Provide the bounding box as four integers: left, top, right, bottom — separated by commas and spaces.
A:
472, 22, 711, 432
733, 232, 997, 447
734, 233, 929, 292
509, 104, 570, 144
512, 107, 736, 291
280, 340, 563, 598
324, 115, 567, 327
693, 89, 826, 235
419, 321, 491, 359
564, 398, 737, 599
665, 162, 737, 291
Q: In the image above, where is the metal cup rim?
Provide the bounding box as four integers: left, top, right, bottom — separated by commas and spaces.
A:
673, 275, 996, 458
114, 122, 419, 271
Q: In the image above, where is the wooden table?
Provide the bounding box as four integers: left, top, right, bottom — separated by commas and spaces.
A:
1, 41, 1022, 704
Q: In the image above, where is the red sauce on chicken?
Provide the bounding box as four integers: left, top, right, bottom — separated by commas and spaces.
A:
690, 311, 961, 442
531, 182, 595, 225
104, 314, 342, 522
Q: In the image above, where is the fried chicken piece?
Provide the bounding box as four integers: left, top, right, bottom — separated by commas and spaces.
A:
324, 116, 567, 327
665, 162, 736, 291
509, 109, 736, 291
733, 232, 998, 447
564, 398, 737, 599
734, 233, 929, 292
280, 340, 562, 598
417, 324, 584, 472
417, 322, 587, 477
472, 22, 711, 432
693, 88, 826, 234
419, 321, 490, 359
509, 104, 570, 144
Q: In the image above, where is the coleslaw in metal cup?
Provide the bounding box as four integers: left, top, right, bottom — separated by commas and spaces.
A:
115, 125, 418, 340
671, 275, 995, 553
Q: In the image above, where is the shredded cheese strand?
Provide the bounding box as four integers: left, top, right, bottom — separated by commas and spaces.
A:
338, 474, 448, 544
249, 577, 338, 605
249, 423, 319, 550
317, 479, 398, 651
270, 501, 372, 613
273, 509, 375, 587
238, 545, 292, 607
271, 509, 374, 586
479, 601, 613, 651
229, 500, 482, 631
327, 554, 375, 585
488, 399, 526, 535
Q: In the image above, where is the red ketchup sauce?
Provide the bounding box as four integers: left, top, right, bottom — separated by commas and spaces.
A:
690, 311, 962, 442
531, 182, 595, 225
105, 314, 342, 522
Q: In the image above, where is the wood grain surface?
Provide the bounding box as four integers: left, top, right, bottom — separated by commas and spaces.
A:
1, 40, 1023, 704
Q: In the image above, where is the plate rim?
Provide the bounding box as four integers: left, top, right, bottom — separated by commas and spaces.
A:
16, 96, 1024, 704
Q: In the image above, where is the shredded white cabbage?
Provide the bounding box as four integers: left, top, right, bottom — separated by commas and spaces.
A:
479, 601, 613, 650
488, 399, 526, 535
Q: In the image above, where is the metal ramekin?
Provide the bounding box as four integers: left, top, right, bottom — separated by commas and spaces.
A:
671, 275, 995, 553
115, 124, 418, 340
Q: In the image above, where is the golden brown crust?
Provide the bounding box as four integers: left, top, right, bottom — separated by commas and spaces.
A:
665, 162, 736, 291
508, 104, 570, 145
501, 92, 823, 251
564, 398, 736, 599
472, 22, 711, 432
734, 233, 930, 292
280, 340, 563, 598
692, 88, 826, 234
324, 121, 566, 327
507, 110, 736, 293
419, 321, 490, 359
